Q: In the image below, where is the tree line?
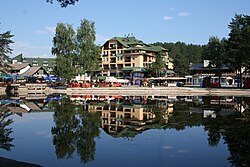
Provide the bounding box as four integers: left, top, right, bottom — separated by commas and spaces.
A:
152, 41, 204, 76
151, 14, 250, 87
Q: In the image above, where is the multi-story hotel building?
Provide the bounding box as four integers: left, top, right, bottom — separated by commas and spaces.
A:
100, 36, 173, 80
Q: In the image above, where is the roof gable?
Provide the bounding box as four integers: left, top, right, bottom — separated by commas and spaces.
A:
8, 63, 31, 70
104, 36, 145, 48
20, 66, 48, 77
12, 54, 24, 61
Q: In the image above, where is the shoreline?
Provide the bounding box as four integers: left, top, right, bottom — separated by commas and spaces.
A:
1, 86, 250, 97
51, 86, 250, 96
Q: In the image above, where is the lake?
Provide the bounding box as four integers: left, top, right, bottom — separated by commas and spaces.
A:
0, 95, 250, 167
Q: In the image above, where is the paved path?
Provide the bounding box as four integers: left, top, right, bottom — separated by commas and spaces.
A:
50, 86, 250, 96
1, 86, 249, 96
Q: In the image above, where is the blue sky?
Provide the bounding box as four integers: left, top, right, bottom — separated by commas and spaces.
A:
1, 0, 250, 58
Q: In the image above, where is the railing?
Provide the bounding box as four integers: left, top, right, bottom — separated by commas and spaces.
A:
125, 59, 131, 62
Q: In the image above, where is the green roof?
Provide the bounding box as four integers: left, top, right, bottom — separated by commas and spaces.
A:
11, 54, 55, 73
121, 67, 133, 71
12, 54, 23, 62
115, 53, 124, 57
121, 67, 147, 72
23, 57, 55, 71
144, 45, 167, 52
98, 76, 106, 80
108, 36, 145, 48
124, 45, 167, 53
103, 37, 168, 56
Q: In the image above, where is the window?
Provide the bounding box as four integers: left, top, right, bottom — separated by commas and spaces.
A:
43, 64, 48, 66
110, 43, 116, 48
117, 57, 123, 61
103, 51, 108, 56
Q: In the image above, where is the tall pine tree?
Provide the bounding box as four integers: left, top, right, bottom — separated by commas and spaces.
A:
151, 52, 166, 77
0, 30, 13, 70
227, 14, 250, 87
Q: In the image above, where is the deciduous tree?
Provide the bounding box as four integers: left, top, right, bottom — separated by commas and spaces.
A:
76, 19, 100, 76
47, 0, 79, 7
52, 23, 76, 81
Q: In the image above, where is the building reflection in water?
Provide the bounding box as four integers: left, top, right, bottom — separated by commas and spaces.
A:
1, 94, 250, 166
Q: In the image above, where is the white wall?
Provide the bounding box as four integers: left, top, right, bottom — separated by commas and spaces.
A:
19, 65, 31, 75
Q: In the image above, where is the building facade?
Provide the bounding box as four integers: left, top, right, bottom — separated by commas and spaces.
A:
12, 54, 55, 74
100, 36, 173, 78
8, 63, 49, 79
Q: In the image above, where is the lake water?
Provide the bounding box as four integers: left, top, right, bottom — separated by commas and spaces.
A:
0, 95, 250, 167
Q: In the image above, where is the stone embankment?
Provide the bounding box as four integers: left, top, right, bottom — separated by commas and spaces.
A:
1, 86, 250, 97
49, 87, 250, 96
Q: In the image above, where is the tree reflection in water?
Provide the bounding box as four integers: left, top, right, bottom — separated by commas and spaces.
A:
50, 95, 250, 166
51, 97, 101, 164
204, 115, 250, 167
201, 96, 250, 167
0, 106, 14, 151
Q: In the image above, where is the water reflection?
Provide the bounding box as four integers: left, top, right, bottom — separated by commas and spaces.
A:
0, 105, 14, 151
51, 97, 101, 164
0, 94, 250, 166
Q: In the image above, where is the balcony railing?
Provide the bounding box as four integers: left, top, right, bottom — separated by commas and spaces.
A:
125, 59, 131, 62
110, 59, 116, 63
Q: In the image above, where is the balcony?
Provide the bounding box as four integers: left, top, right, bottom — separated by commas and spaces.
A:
103, 65, 109, 70
125, 58, 131, 63
117, 65, 123, 69
110, 65, 116, 70
110, 58, 116, 63
110, 46, 116, 50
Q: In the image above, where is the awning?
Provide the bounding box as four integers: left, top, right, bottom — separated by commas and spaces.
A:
16, 76, 25, 80
121, 67, 147, 72
121, 67, 133, 71
98, 76, 106, 80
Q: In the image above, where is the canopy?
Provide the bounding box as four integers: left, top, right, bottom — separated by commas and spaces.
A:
43, 75, 60, 81
105, 76, 129, 83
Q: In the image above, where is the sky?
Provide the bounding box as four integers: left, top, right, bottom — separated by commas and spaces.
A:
1, 0, 250, 58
